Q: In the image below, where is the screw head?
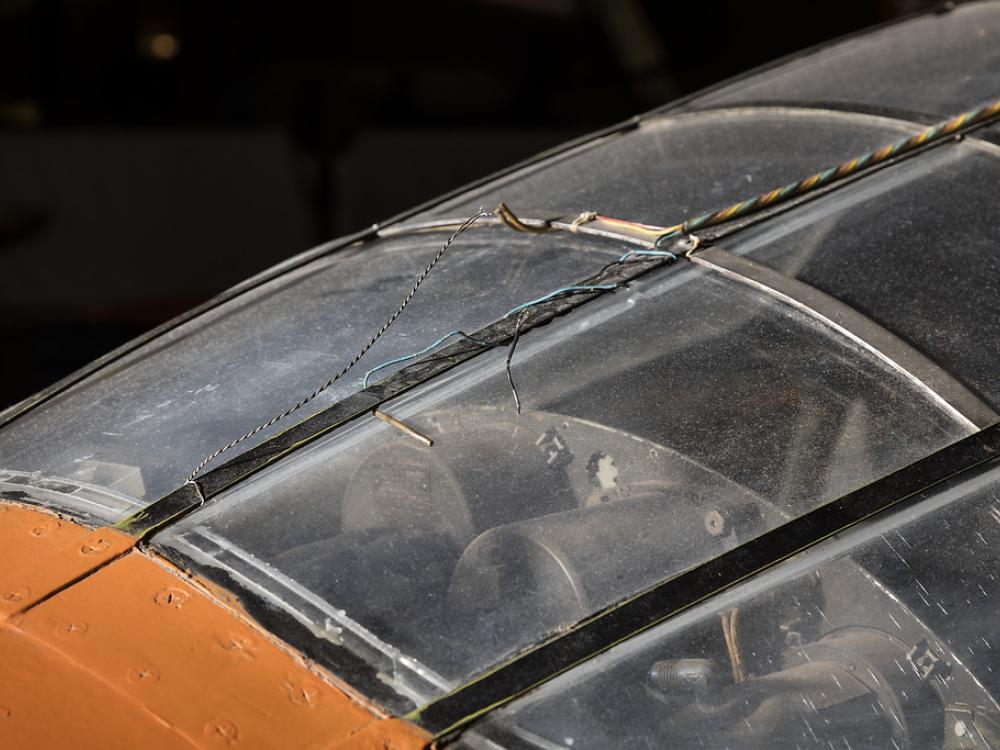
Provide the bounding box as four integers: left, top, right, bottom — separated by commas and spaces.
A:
154, 587, 189, 609
127, 665, 161, 685
54, 621, 89, 639
0, 586, 29, 604
219, 632, 257, 658
80, 538, 112, 555
203, 718, 239, 746
704, 510, 725, 537
284, 679, 320, 708
31, 520, 61, 537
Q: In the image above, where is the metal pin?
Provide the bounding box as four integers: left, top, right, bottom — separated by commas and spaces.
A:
678, 234, 701, 257
373, 409, 433, 447
569, 210, 598, 232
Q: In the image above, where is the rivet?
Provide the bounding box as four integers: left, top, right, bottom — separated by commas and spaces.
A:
30, 520, 61, 537
54, 621, 89, 639
203, 718, 239, 746
284, 679, 320, 708
154, 587, 189, 609
127, 665, 161, 685
0, 586, 30, 604
704, 510, 725, 537
0, 705, 11, 719
80, 538, 111, 555
218, 632, 257, 658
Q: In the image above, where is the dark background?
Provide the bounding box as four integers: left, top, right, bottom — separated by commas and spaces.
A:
0, 0, 938, 410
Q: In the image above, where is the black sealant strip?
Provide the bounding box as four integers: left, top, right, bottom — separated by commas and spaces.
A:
116, 481, 203, 537
114, 251, 677, 537
410, 423, 1000, 739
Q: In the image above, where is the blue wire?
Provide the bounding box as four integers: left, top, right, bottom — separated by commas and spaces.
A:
363, 284, 620, 388
654, 229, 682, 247
503, 284, 618, 318
363, 330, 488, 387
618, 249, 677, 262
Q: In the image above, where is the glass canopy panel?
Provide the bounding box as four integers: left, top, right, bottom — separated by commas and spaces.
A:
469, 457, 1000, 750
723, 141, 1000, 413
155, 262, 969, 708
688, 2, 1000, 119
423, 108, 917, 228
0, 228, 619, 508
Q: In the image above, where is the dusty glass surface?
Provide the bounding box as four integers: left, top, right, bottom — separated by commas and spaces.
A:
424, 109, 915, 228
469, 458, 1000, 750
0, 228, 618, 507
156, 263, 970, 705
689, 2, 1000, 119
726, 141, 1000, 412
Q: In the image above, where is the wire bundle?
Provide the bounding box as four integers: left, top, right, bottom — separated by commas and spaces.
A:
652, 97, 1000, 244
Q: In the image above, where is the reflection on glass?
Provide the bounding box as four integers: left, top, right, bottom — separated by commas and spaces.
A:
156, 265, 969, 707
470, 460, 1000, 749
0, 229, 617, 506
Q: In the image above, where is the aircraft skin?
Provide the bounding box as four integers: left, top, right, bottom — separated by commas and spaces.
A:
0, 502, 429, 749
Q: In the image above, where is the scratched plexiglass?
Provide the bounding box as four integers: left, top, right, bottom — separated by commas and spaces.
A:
687, 1, 1000, 119
726, 142, 1000, 413
155, 262, 970, 709
0, 228, 618, 509
465, 459, 1000, 750
426, 108, 917, 230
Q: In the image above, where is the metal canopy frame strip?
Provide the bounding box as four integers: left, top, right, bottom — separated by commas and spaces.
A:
407, 424, 1000, 739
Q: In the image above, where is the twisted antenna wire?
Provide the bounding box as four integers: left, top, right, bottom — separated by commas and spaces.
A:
188, 209, 488, 481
